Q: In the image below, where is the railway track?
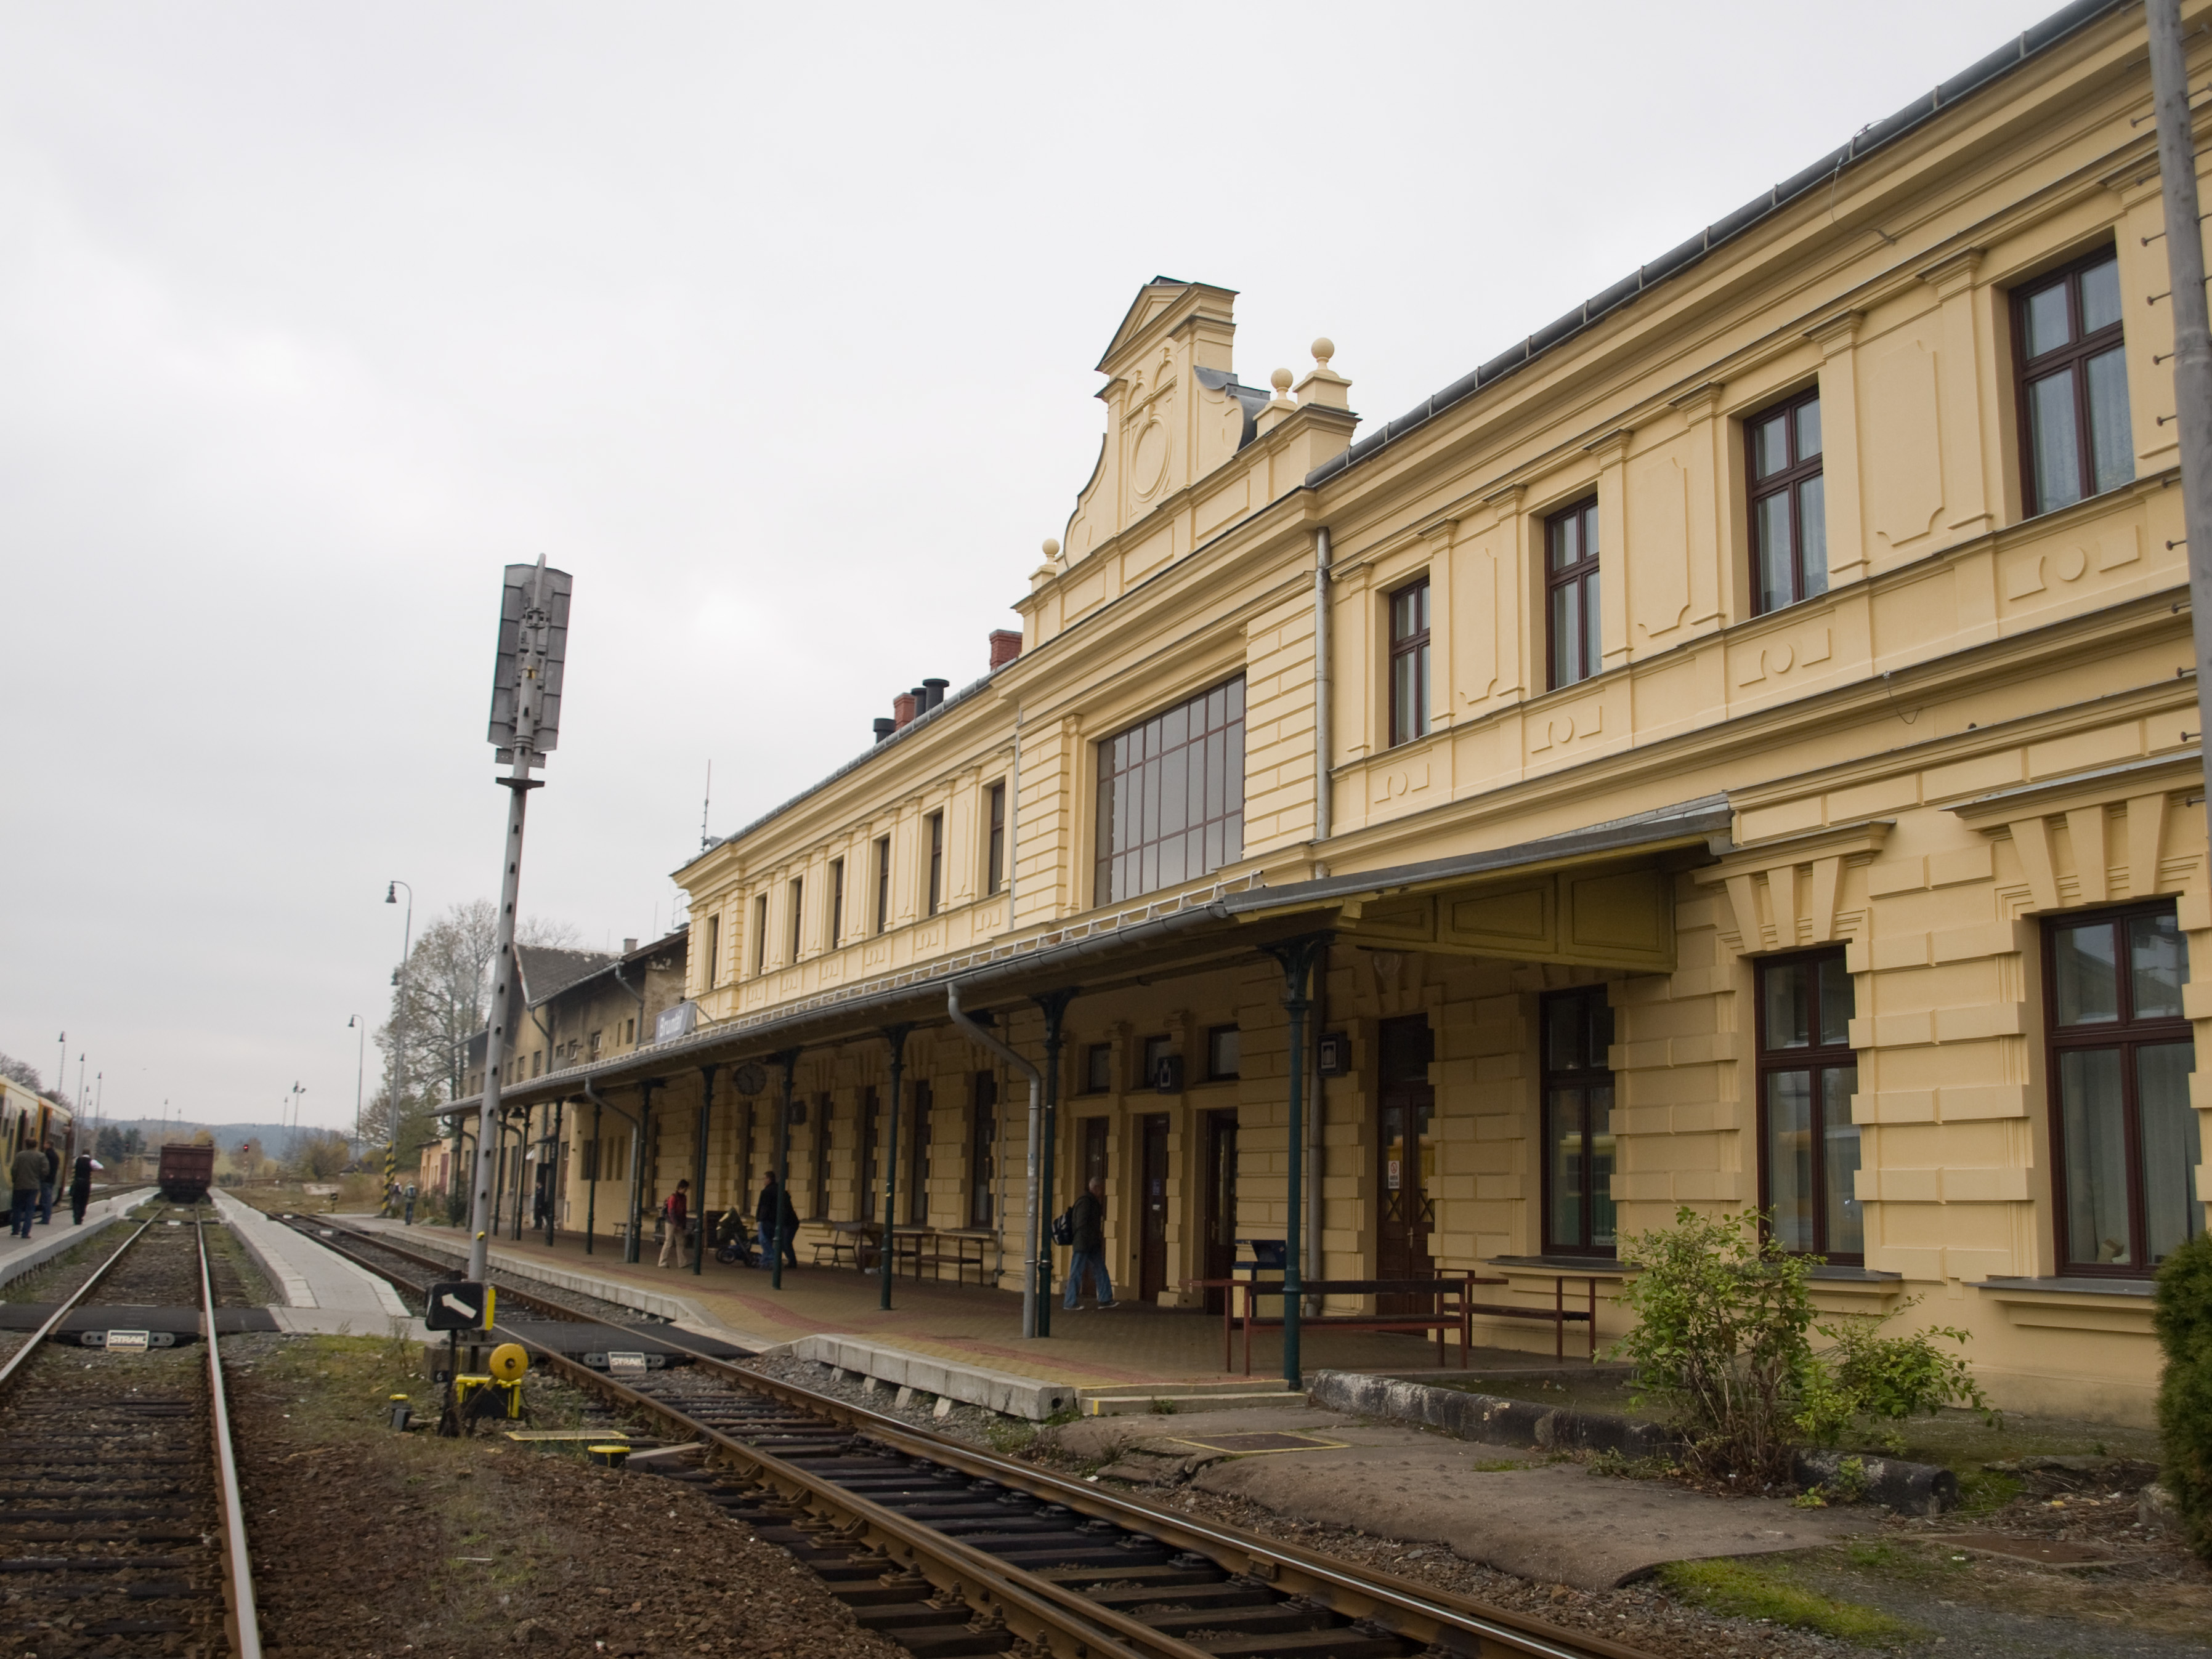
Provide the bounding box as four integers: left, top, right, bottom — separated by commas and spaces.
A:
0, 1206, 261, 1657
306, 1220, 1654, 1659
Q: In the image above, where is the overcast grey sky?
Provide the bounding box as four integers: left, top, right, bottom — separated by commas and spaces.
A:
0, 1, 2070, 1129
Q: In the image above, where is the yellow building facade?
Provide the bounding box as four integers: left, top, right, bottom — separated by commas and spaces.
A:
483, 0, 2210, 1424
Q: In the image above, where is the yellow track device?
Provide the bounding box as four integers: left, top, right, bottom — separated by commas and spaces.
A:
487, 1342, 529, 1383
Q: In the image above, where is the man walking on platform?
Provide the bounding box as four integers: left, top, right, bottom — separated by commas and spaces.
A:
658, 1179, 691, 1269
1062, 1176, 1116, 1309
9, 1144, 46, 1239
37, 1142, 57, 1226
69, 1154, 93, 1225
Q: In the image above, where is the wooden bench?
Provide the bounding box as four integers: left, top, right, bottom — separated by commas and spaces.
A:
907, 1227, 992, 1285
1473, 1267, 1605, 1362
1220, 1276, 1504, 1374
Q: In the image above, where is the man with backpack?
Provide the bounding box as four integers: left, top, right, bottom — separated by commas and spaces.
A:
756, 1171, 799, 1270
658, 1179, 691, 1268
1061, 1176, 1116, 1309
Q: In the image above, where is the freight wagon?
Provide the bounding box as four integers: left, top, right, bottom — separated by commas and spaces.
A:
156, 1142, 216, 1203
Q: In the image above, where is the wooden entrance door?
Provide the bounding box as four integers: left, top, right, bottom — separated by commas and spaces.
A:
1376, 1015, 1436, 1312
1138, 1113, 1170, 1302
1200, 1110, 1238, 1314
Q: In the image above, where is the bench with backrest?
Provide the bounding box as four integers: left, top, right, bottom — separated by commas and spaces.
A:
810, 1219, 876, 1269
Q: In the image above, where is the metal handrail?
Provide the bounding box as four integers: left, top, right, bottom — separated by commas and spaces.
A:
199, 1217, 263, 1658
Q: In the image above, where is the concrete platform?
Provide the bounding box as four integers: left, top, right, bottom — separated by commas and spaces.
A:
1045, 1402, 1864, 1590
0, 1187, 152, 1286
212, 1189, 415, 1327
791, 1333, 1077, 1419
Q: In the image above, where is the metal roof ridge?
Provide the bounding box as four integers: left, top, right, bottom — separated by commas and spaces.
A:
1302, 0, 2124, 493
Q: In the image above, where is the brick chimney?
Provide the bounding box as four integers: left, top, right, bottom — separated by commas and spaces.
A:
893, 691, 918, 729
989, 629, 1023, 669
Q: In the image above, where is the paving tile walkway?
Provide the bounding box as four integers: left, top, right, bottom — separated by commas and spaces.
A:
213, 1190, 418, 1333
367, 1219, 1549, 1389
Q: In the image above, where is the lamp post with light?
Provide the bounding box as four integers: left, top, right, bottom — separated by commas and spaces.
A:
347, 1016, 367, 1144
386, 881, 413, 1148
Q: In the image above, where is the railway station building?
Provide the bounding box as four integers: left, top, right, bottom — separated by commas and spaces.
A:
465, 0, 2208, 1426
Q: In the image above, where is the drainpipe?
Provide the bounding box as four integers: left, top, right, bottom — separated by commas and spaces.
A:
1007, 708, 1021, 917
1313, 527, 1333, 858
947, 982, 1042, 1339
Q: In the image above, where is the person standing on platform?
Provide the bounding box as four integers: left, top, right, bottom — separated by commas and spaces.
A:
658, 1179, 691, 1268
68, 1154, 92, 1225
37, 1142, 58, 1226
403, 1183, 418, 1226
775, 1178, 800, 1271
755, 1172, 782, 1269
9, 1144, 44, 1239
1062, 1176, 1116, 1309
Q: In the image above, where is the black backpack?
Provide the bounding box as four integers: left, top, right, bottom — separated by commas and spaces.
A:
1050, 1208, 1074, 1247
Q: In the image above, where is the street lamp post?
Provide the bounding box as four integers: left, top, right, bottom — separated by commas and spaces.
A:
386, 881, 414, 1149
347, 1017, 367, 1143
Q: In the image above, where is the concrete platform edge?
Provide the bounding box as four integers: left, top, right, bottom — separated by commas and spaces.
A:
209, 1190, 319, 1307
790, 1333, 1077, 1420
0, 1193, 147, 1288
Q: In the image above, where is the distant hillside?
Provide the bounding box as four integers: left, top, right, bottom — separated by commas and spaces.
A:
95, 1119, 321, 1157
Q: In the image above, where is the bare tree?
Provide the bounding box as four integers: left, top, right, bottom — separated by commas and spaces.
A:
0, 1054, 41, 1092
288, 1130, 352, 1182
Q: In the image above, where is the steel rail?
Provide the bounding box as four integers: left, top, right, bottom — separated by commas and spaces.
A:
0, 1216, 153, 1394
199, 1217, 264, 1659
310, 1220, 1652, 1659
520, 1340, 1215, 1659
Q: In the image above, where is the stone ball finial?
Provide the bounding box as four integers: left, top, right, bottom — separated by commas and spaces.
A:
1270, 366, 1294, 394
1042, 538, 1061, 559
1311, 337, 1335, 368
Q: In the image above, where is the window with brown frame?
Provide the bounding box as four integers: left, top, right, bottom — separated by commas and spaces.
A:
926, 812, 944, 916
2014, 248, 2133, 517
828, 858, 844, 948
788, 877, 803, 963
1082, 1043, 1113, 1094
1748, 388, 1826, 613
1756, 950, 1862, 1262
752, 893, 768, 973
986, 781, 1007, 895
1388, 576, 1431, 746
907, 1079, 931, 1224
1541, 987, 1616, 1256
1094, 676, 1246, 905
1546, 498, 1600, 690
811, 1095, 832, 1219
704, 914, 721, 986
2046, 903, 2198, 1275
873, 836, 891, 934
1206, 1025, 1240, 1082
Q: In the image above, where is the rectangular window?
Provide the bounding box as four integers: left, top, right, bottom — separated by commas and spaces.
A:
752, 893, 768, 974
927, 812, 944, 916
1142, 1035, 1172, 1090
588, 1030, 602, 1061
828, 858, 845, 948
1388, 577, 1431, 746
1756, 950, 1862, 1262
705, 915, 721, 985
1546, 498, 1601, 690
1542, 987, 1616, 1256
874, 836, 891, 934
1206, 1025, 1241, 1082
859, 1086, 880, 1217
788, 878, 803, 963
1084, 1043, 1114, 1094
1094, 676, 1246, 905
1748, 388, 1826, 614
969, 1072, 997, 1228
2046, 903, 2197, 1275
986, 781, 1007, 896
580, 1137, 599, 1182
2016, 249, 2133, 516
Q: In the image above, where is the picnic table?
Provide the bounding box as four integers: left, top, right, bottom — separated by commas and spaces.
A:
1193, 1269, 1605, 1374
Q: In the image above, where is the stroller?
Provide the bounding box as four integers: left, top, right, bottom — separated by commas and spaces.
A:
713, 1206, 755, 1266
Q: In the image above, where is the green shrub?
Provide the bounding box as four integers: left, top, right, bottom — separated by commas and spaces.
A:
1615, 1208, 1993, 1483
1613, 1207, 1817, 1482
2155, 1228, 2212, 1560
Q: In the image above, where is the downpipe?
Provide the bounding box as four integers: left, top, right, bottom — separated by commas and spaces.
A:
947, 982, 1042, 1338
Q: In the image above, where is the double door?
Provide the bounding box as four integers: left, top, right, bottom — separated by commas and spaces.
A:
1376, 1015, 1435, 1313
